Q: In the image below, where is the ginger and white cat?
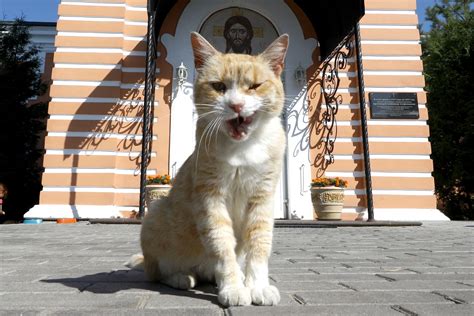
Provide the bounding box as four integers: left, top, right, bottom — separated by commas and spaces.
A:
128, 32, 288, 307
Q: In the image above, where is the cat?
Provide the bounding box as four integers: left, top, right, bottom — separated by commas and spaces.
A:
127, 31, 288, 307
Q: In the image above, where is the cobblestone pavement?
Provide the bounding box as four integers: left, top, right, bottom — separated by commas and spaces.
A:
0, 221, 473, 315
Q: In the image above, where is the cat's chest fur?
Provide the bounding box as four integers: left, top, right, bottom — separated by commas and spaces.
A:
221, 165, 264, 236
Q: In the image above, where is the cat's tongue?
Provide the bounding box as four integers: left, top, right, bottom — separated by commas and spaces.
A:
227, 115, 253, 140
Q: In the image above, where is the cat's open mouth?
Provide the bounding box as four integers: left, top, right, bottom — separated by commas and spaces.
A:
226, 114, 255, 141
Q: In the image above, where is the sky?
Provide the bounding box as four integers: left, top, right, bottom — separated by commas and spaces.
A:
1, 0, 437, 31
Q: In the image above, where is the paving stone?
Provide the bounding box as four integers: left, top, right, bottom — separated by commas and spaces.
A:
430, 290, 474, 304
293, 291, 449, 305
272, 273, 386, 282
398, 303, 474, 316
227, 305, 401, 316
1, 221, 473, 314
377, 273, 474, 282
0, 293, 141, 309
341, 280, 474, 291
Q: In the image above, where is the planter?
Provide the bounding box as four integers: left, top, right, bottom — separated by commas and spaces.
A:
311, 186, 344, 220
145, 184, 171, 208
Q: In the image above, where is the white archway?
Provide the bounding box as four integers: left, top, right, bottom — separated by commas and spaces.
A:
162, 0, 317, 219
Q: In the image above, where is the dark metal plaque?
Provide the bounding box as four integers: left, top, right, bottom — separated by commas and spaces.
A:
369, 92, 419, 119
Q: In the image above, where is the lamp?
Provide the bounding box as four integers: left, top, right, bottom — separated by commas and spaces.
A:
294, 64, 306, 86
176, 62, 188, 88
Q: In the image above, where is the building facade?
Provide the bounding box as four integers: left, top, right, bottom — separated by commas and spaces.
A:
25, 0, 449, 221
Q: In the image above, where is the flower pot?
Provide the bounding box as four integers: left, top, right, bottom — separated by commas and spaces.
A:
145, 184, 171, 208
311, 186, 344, 220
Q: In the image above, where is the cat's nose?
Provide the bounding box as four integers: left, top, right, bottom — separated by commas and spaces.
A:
229, 103, 244, 113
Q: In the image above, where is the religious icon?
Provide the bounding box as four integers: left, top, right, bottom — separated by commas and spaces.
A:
223, 15, 254, 54
199, 7, 278, 55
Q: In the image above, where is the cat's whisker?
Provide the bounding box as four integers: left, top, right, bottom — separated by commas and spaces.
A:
206, 116, 221, 154
194, 118, 215, 171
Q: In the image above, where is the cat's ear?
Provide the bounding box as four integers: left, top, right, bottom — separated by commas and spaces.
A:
190, 32, 219, 69
261, 34, 289, 77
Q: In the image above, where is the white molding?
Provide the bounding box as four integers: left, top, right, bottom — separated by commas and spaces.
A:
360, 25, 417, 29
59, 16, 124, 22
324, 171, 432, 178
365, 10, 416, 15
363, 56, 420, 60
345, 190, 435, 196
24, 204, 134, 219
365, 87, 424, 92
372, 209, 450, 221
43, 168, 153, 174
57, 31, 123, 37
361, 40, 419, 45
42, 187, 140, 193
46, 149, 150, 157
54, 63, 121, 69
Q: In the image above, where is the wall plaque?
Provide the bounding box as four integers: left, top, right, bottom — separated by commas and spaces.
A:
369, 92, 419, 119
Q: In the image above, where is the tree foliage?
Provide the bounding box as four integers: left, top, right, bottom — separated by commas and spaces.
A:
0, 19, 48, 222
422, 0, 474, 219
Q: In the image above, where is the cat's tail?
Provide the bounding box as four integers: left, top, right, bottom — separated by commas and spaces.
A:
125, 253, 144, 271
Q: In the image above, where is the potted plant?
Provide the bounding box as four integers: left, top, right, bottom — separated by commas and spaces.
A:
310, 177, 348, 220
145, 174, 172, 207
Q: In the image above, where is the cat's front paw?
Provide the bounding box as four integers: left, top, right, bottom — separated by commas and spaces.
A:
250, 285, 280, 306
218, 286, 251, 307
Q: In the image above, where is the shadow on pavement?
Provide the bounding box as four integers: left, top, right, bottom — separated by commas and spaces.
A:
42, 269, 220, 306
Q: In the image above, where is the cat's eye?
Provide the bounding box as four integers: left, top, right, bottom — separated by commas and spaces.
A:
211, 82, 226, 93
249, 83, 262, 90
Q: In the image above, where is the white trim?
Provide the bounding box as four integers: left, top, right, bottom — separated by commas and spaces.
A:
361, 40, 419, 45
344, 189, 434, 196
55, 47, 147, 56
363, 56, 420, 61
123, 36, 146, 42
125, 5, 147, 11
371, 209, 450, 221
335, 137, 429, 143
369, 137, 429, 142
122, 50, 147, 56
365, 10, 416, 15
360, 25, 417, 29
43, 187, 140, 193
363, 70, 423, 76
54, 63, 121, 69
47, 131, 155, 139
53, 80, 151, 89
367, 120, 426, 126
48, 114, 149, 122
124, 21, 148, 26
59, 16, 124, 22
331, 154, 431, 160
50, 97, 159, 106
25, 204, 137, 219
56, 47, 123, 53
57, 31, 123, 38
62, 1, 125, 7
324, 171, 432, 178
53, 80, 120, 87
44, 168, 154, 175
51, 97, 118, 103
338, 120, 427, 126
369, 154, 431, 160
45, 149, 152, 157
365, 87, 424, 92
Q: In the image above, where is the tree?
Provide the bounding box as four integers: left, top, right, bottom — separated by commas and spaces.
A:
0, 19, 48, 222
422, 0, 474, 220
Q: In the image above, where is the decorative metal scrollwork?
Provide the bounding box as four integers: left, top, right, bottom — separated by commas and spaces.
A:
286, 33, 356, 178
318, 38, 354, 166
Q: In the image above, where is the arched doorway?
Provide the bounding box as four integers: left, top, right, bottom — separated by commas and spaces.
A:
162, 0, 317, 219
